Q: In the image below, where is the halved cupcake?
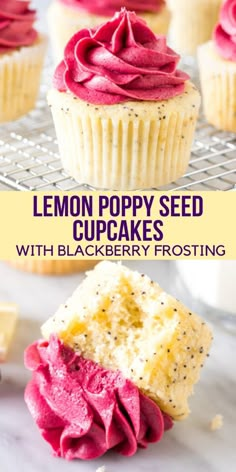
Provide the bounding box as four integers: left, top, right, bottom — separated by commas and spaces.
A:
24, 262, 212, 460
48, 0, 170, 62
48, 9, 200, 190
0, 0, 47, 123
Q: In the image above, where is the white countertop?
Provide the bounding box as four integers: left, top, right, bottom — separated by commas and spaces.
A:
1, 260, 236, 472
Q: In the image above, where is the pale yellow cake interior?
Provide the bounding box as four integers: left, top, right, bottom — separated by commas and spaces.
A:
42, 262, 212, 420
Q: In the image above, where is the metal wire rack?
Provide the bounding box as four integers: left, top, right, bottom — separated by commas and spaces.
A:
0, 58, 236, 191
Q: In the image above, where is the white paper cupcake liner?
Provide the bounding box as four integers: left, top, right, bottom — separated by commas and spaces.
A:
0, 35, 47, 123
198, 41, 236, 132
48, 81, 200, 190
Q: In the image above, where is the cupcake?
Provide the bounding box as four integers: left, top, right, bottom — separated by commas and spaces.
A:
24, 262, 212, 460
198, 0, 236, 132
48, 9, 200, 190
48, 0, 170, 62
0, 1, 47, 123
168, 0, 222, 56
9, 260, 97, 275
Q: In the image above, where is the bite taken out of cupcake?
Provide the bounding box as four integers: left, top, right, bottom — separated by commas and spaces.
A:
24, 262, 212, 461
0, 0, 47, 123
48, 9, 200, 190
48, 0, 171, 62
198, 0, 236, 132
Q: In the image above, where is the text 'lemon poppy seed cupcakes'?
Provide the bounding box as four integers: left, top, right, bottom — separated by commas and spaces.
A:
9, 260, 97, 275
24, 262, 212, 460
168, 0, 222, 56
0, 0, 47, 123
198, 0, 236, 132
48, 9, 200, 190
48, 0, 170, 62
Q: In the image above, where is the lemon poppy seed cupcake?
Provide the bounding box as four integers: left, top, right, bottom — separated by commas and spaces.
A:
48, 0, 170, 62
48, 9, 200, 190
168, 0, 222, 56
0, 0, 47, 123
198, 0, 236, 132
9, 260, 97, 275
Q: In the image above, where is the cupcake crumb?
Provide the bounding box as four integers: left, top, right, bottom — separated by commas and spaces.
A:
96, 467, 106, 472
209, 414, 223, 431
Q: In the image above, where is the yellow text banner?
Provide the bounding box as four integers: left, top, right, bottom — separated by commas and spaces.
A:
0, 191, 235, 260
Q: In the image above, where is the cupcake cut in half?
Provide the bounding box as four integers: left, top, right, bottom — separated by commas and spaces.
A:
24, 262, 212, 460
48, 0, 170, 62
198, 0, 236, 132
48, 9, 200, 190
0, 0, 47, 123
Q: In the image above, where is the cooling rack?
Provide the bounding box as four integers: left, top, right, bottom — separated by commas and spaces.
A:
0, 58, 236, 191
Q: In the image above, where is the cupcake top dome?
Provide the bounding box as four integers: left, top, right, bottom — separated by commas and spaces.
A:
214, 0, 236, 60
54, 9, 189, 105
0, 0, 37, 53
58, 0, 165, 16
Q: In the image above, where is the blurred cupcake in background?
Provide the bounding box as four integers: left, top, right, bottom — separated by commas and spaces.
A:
198, 0, 236, 132
0, 0, 47, 123
48, 0, 170, 61
9, 260, 97, 275
168, 0, 222, 56
48, 9, 200, 190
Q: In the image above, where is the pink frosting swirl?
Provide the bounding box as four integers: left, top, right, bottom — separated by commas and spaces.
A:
24, 336, 173, 460
0, 0, 37, 53
214, 0, 236, 60
58, 0, 165, 16
54, 9, 189, 105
